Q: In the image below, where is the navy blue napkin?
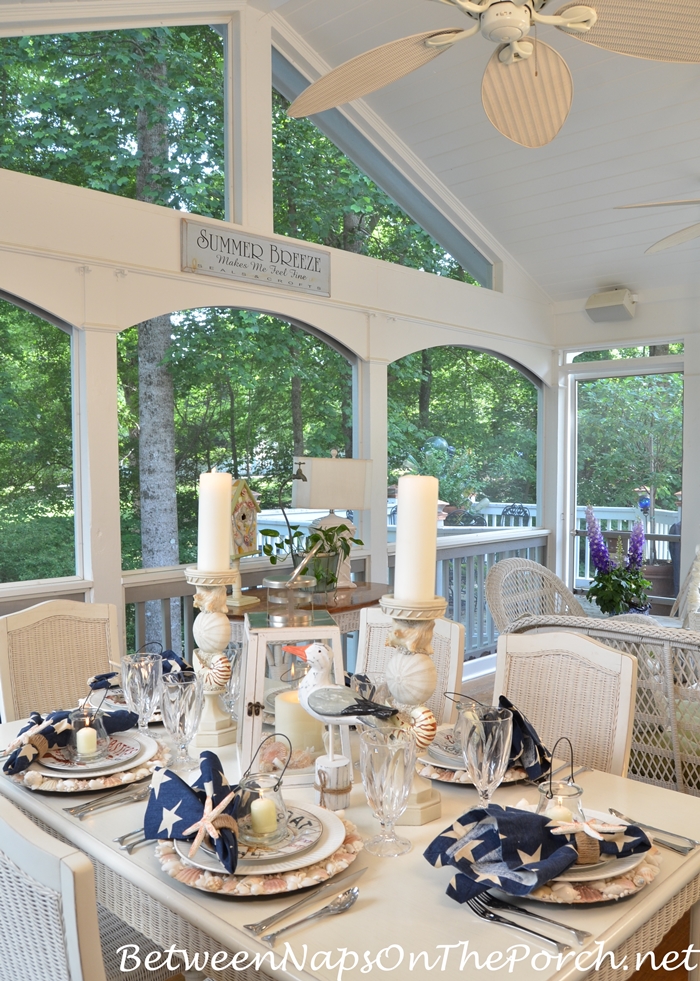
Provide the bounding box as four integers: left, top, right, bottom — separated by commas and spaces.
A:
499, 695, 551, 780
88, 651, 191, 693
424, 804, 651, 903
144, 751, 239, 873
3, 709, 138, 775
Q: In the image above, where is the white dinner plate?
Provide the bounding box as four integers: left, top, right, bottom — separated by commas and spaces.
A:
553, 851, 646, 882
40, 734, 141, 772
175, 801, 345, 876
31, 733, 158, 779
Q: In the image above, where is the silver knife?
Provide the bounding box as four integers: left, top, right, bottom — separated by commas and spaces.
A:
609, 808, 699, 853
243, 865, 368, 936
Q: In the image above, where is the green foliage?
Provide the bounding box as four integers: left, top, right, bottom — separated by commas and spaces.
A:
577, 373, 683, 510
0, 27, 226, 215
272, 92, 478, 284
587, 567, 652, 616
388, 348, 538, 504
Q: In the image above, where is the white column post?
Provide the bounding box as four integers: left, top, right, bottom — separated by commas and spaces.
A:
73, 327, 124, 650
681, 333, 700, 582
539, 354, 570, 580
354, 358, 389, 584
224, 7, 273, 232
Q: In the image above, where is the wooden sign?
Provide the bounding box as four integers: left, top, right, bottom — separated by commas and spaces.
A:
181, 219, 330, 296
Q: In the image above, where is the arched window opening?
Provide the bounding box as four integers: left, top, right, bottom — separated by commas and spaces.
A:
118, 307, 353, 574
0, 298, 74, 583
388, 347, 539, 522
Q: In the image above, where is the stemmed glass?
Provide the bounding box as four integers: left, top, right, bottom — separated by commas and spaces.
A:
221, 644, 242, 721
359, 727, 417, 858
121, 652, 163, 736
161, 672, 204, 770
351, 672, 390, 706
457, 704, 513, 808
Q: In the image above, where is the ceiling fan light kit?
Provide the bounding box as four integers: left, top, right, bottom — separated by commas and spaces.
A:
585, 288, 636, 323
287, 0, 700, 148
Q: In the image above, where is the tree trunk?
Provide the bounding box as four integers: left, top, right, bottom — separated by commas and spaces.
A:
341, 372, 353, 458
134, 55, 181, 650
419, 349, 432, 431
649, 344, 670, 357
291, 374, 304, 456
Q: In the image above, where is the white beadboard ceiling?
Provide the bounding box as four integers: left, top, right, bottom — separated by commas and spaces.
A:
275, 0, 700, 302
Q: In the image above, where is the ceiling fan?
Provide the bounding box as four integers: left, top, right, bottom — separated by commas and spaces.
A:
287, 0, 700, 149
615, 198, 700, 254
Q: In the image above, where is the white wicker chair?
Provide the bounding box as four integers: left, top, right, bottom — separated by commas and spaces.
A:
485, 557, 586, 633
495, 631, 637, 776
356, 608, 465, 725
0, 797, 182, 981
0, 600, 119, 722
503, 614, 700, 794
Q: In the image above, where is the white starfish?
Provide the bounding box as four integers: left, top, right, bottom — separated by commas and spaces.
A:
182, 790, 236, 857
549, 818, 626, 841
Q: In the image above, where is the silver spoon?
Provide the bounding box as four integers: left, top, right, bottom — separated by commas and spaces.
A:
260, 887, 359, 947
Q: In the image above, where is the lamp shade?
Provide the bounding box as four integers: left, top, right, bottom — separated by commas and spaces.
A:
291, 456, 372, 511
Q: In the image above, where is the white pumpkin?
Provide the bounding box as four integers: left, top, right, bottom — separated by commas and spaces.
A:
385, 650, 436, 706
193, 610, 231, 653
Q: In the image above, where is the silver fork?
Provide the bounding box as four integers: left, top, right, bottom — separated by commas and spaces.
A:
466, 896, 572, 954
481, 894, 592, 946
67, 785, 151, 820
114, 828, 149, 853
63, 782, 150, 817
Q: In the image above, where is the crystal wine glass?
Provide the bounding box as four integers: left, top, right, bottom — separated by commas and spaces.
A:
121, 652, 163, 736
351, 672, 390, 706
221, 643, 242, 721
161, 671, 204, 769
457, 704, 513, 808
359, 727, 417, 858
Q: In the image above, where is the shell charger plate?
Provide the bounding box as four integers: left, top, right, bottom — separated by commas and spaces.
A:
526, 845, 662, 904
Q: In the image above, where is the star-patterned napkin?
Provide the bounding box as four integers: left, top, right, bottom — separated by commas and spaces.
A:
2, 709, 138, 775
424, 804, 651, 903
498, 695, 551, 780
144, 751, 240, 873
88, 651, 192, 692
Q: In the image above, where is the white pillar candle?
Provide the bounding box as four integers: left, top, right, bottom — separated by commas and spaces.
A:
76, 725, 97, 756
250, 797, 278, 835
197, 471, 233, 572
275, 690, 325, 753
393, 475, 439, 604
545, 800, 574, 821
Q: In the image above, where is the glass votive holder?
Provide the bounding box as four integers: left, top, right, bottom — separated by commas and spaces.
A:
237, 772, 288, 846
536, 780, 586, 823
68, 710, 110, 762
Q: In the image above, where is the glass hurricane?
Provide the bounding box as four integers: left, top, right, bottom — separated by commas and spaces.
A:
359, 727, 416, 858
121, 652, 163, 736
161, 671, 204, 769
457, 704, 513, 808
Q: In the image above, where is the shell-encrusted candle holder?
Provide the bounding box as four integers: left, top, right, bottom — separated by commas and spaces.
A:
186, 567, 240, 748
378, 593, 447, 825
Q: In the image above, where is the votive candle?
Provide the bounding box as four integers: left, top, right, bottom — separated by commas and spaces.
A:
250, 797, 278, 835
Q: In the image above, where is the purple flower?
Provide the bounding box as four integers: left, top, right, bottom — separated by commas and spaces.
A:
628, 520, 645, 570
586, 506, 613, 574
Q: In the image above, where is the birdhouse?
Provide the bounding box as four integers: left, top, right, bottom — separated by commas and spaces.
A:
230, 479, 260, 559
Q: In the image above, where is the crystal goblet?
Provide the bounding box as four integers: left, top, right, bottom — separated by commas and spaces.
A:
121, 652, 163, 736
161, 671, 204, 769
359, 727, 416, 858
457, 704, 513, 808
221, 643, 242, 721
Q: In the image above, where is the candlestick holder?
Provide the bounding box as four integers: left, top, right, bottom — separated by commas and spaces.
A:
379, 593, 447, 826
186, 567, 238, 747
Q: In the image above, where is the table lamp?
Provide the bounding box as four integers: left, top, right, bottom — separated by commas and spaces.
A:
291, 451, 371, 589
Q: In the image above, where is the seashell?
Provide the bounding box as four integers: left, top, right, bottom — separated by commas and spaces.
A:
193, 611, 232, 653
577, 885, 604, 901
176, 867, 202, 886
385, 651, 437, 705
550, 882, 578, 903
24, 771, 42, 789
645, 847, 662, 867
197, 652, 231, 691
221, 878, 243, 894
202, 873, 223, 892
408, 705, 437, 750
262, 877, 288, 894
531, 885, 553, 899
599, 879, 634, 897
635, 864, 658, 883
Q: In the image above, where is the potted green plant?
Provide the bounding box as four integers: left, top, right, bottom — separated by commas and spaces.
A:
259, 523, 363, 592
585, 506, 652, 616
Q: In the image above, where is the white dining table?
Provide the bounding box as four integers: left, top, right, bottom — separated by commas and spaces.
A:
2, 719, 700, 981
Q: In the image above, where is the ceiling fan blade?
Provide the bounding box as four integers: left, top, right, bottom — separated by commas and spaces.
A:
481, 40, 573, 148
646, 221, 700, 253
288, 29, 467, 118
556, 0, 700, 63
617, 199, 700, 209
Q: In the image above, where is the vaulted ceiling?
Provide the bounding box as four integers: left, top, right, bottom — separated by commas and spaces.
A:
275, 0, 700, 303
